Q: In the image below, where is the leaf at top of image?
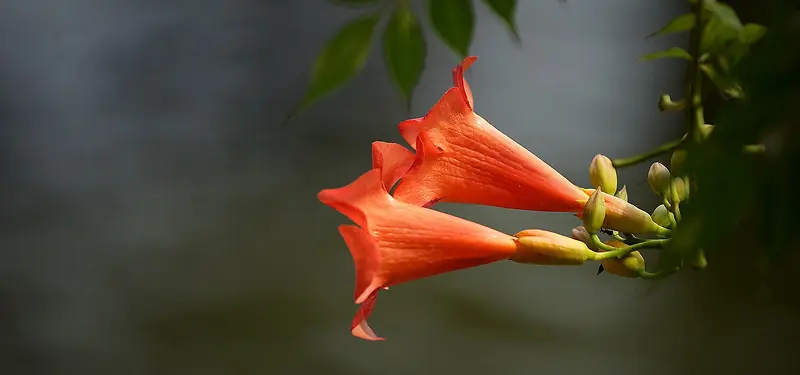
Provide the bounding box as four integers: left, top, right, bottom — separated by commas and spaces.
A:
289, 13, 380, 120
701, 2, 743, 54
639, 47, 692, 61
647, 13, 696, 38
481, 0, 520, 43
703, 1, 743, 30
383, 3, 427, 109
428, 0, 475, 58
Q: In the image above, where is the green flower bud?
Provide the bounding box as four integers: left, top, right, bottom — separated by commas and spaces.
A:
589, 154, 617, 194
699, 124, 714, 139
658, 94, 685, 112
600, 240, 646, 278
647, 162, 671, 196
651, 204, 673, 228
615, 185, 628, 202
691, 248, 708, 269
670, 150, 687, 175
670, 177, 689, 203
582, 188, 606, 234
512, 229, 596, 265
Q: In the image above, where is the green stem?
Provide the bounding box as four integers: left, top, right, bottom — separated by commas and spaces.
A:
669, 182, 683, 222
686, 1, 705, 142
590, 234, 667, 260
743, 144, 766, 153
638, 267, 679, 280
611, 138, 685, 168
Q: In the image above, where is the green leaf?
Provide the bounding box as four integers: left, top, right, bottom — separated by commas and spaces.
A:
647, 13, 696, 38
383, 3, 427, 107
740, 23, 767, 45
700, 2, 743, 54
481, 0, 520, 42
639, 47, 692, 61
428, 0, 474, 57
700, 63, 743, 98
329, 0, 381, 6
294, 14, 379, 115
703, 2, 743, 30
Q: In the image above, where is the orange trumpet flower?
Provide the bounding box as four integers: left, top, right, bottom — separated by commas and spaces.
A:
391, 57, 667, 235
319, 168, 519, 339
392, 56, 588, 212
319, 144, 600, 340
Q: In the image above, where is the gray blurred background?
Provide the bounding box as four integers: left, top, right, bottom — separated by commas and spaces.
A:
1, 0, 798, 374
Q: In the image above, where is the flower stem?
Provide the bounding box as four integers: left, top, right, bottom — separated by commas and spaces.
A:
590, 234, 667, 260
611, 138, 684, 168
686, 0, 705, 142
638, 267, 679, 280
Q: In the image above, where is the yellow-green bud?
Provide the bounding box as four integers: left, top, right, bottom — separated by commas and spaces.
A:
699, 124, 714, 139
670, 177, 689, 203
647, 162, 671, 195
600, 239, 646, 278
511, 229, 596, 265
670, 149, 687, 175
578, 188, 669, 236
691, 248, 708, 269
615, 185, 628, 202
658, 94, 685, 112
582, 188, 606, 234
651, 204, 673, 228
589, 154, 617, 194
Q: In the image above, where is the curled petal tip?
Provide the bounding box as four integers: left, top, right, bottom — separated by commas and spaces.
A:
352, 321, 385, 341
453, 56, 478, 110
318, 169, 388, 228
371, 141, 415, 189
351, 292, 384, 341
398, 118, 424, 149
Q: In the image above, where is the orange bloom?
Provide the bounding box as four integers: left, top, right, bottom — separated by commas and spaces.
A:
392, 56, 588, 212
318, 146, 520, 340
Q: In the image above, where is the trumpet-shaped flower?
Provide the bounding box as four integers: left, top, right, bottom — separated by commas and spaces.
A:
319, 145, 608, 340
319, 149, 521, 340
392, 57, 589, 212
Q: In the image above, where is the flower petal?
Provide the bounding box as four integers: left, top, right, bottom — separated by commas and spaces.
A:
453, 56, 477, 110
371, 141, 415, 190
318, 169, 391, 228
351, 291, 384, 341
338, 225, 382, 304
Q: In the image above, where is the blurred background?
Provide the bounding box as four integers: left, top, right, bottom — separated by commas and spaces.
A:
1, 0, 798, 374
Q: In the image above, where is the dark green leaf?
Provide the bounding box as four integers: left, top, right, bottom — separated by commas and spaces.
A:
481, 0, 520, 42
428, 0, 474, 57
639, 47, 692, 61
329, 0, 381, 6
700, 2, 743, 54
740, 23, 767, 45
647, 13, 696, 38
294, 14, 379, 115
703, 2, 743, 30
383, 3, 427, 108
700, 63, 743, 98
